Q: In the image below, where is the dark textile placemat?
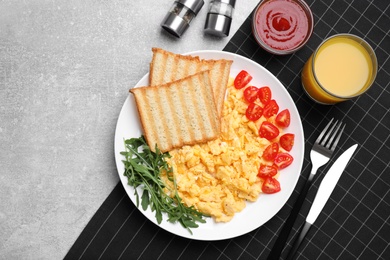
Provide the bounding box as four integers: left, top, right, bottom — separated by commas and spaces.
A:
65, 0, 390, 259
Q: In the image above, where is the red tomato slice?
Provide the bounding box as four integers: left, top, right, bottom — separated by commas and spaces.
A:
259, 121, 279, 140
280, 133, 294, 152
246, 103, 263, 121
275, 109, 291, 128
234, 70, 252, 89
262, 143, 279, 161
262, 177, 281, 194
258, 164, 278, 178
274, 153, 294, 169
263, 100, 279, 118
258, 86, 272, 105
243, 86, 259, 103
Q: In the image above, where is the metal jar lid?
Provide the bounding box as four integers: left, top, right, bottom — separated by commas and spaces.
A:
204, 13, 232, 37
161, 12, 190, 38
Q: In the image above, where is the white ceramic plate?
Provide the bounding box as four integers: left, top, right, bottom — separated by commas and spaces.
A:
114, 50, 304, 240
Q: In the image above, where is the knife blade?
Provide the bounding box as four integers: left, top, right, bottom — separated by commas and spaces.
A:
286, 144, 358, 260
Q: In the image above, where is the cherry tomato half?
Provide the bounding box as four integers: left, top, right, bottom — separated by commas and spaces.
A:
258, 86, 272, 105
234, 70, 252, 89
263, 100, 279, 118
262, 143, 279, 161
258, 164, 278, 179
280, 133, 294, 152
259, 121, 279, 140
243, 86, 259, 103
262, 177, 281, 194
275, 109, 291, 128
246, 103, 263, 121
275, 153, 294, 169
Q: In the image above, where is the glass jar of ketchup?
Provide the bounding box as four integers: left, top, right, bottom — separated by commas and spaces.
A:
252, 0, 313, 55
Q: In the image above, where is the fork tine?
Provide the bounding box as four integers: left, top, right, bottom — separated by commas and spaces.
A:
330, 123, 345, 152
315, 118, 334, 144
325, 120, 342, 149
320, 120, 338, 146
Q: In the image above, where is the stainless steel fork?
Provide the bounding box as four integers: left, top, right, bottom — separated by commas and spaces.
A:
308, 118, 345, 184
267, 118, 345, 260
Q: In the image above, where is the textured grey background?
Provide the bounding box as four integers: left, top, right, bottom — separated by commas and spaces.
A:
0, 0, 258, 259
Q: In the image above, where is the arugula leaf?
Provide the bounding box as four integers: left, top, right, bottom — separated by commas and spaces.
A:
122, 136, 209, 234
141, 190, 149, 211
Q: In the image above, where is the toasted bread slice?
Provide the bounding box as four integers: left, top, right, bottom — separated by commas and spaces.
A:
149, 48, 201, 85
130, 71, 220, 153
198, 58, 233, 118
150, 48, 232, 117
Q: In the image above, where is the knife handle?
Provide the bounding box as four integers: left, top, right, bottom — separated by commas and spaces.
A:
286, 221, 312, 260
267, 168, 314, 260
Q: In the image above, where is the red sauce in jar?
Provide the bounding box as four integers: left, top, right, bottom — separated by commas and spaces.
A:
254, 0, 310, 51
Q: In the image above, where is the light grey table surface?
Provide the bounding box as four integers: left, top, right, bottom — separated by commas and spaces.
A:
0, 0, 259, 259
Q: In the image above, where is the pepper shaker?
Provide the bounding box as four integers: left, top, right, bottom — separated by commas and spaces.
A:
204, 0, 236, 37
161, 0, 205, 38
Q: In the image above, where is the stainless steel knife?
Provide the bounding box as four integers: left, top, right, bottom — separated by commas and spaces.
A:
286, 144, 358, 260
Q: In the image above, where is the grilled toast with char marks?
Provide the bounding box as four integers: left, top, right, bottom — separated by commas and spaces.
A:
130, 70, 220, 153
149, 48, 233, 118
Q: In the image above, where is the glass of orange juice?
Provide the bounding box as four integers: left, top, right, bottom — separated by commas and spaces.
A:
301, 34, 377, 104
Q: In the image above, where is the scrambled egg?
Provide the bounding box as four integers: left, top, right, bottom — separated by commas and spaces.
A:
163, 80, 276, 222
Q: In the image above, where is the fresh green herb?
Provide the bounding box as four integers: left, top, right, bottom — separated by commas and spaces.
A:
121, 136, 208, 234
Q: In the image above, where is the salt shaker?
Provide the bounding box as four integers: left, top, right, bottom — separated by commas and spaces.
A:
204, 0, 236, 37
161, 0, 205, 38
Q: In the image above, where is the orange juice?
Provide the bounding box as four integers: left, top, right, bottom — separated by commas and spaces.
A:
302, 34, 377, 104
